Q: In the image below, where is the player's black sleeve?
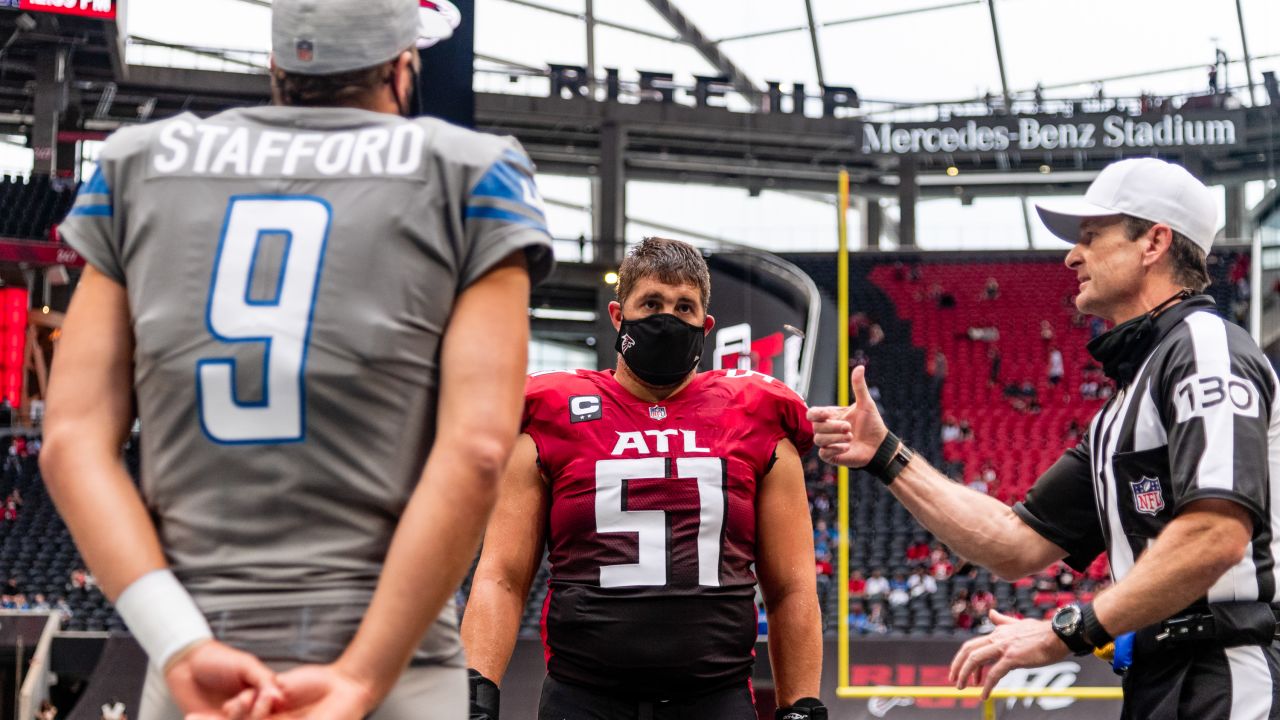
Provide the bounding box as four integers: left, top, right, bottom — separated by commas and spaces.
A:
1013, 437, 1105, 572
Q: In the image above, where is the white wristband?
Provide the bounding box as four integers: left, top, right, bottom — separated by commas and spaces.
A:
115, 569, 213, 670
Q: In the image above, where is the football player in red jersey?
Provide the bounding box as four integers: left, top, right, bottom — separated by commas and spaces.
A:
461, 238, 827, 720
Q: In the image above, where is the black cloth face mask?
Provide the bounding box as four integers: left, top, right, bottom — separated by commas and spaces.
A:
615, 313, 705, 387
1086, 289, 1201, 385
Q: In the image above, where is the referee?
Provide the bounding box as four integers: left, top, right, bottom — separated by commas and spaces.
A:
810, 157, 1280, 719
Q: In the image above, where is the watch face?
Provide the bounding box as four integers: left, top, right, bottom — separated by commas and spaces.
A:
1053, 605, 1082, 634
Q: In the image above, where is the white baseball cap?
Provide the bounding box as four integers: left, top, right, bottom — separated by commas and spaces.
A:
1035, 158, 1218, 254
273, 0, 461, 76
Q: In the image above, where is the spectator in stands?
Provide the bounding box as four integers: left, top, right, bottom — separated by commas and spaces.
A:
1, 497, 16, 522
930, 553, 955, 581
848, 570, 867, 600
868, 322, 885, 347
983, 277, 1000, 301
814, 519, 837, 548
929, 348, 948, 383
1063, 419, 1085, 445
908, 567, 937, 598
31, 593, 49, 611
970, 586, 996, 618
958, 420, 974, 442
1080, 375, 1100, 400
1088, 315, 1106, 339
1057, 564, 1078, 592
848, 602, 870, 634
865, 568, 890, 599
929, 543, 948, 567
1039, 320, 1054, 343
941, 416, 961, 444
966, 325, 1000, 343
951, 590, 973, 630
1047, 347, 1064, 387
866, 603, 889, 634
906, 536, 931, 563
757, 605, 768, 636
52, 596, 72, 622
815, 550, 833, 579
980, 461, 998, 489
887, 573, 910, 607
988, 347, 1002, 387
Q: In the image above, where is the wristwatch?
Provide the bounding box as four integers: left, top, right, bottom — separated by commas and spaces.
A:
1051, 603, 1094, 656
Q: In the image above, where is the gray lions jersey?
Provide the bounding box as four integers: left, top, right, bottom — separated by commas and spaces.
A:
58, 106, 553, 664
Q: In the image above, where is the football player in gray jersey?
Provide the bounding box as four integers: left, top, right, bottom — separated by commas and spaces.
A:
41, 0, 552, 718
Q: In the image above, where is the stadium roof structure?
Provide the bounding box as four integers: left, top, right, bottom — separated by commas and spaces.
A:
1, 0, 1279, 251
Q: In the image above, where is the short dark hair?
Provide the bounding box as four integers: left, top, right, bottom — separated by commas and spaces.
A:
616, 237, 711, 310
270, 62, 391, 108
1122, 215, 1210, 292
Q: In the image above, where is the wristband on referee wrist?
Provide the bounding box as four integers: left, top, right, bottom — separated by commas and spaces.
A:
862, 431, 914, 486
115, 569, 213, 671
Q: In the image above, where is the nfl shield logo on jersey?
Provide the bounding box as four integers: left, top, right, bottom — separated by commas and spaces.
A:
649, 405, 667, 421
1131, 476, 1165, 516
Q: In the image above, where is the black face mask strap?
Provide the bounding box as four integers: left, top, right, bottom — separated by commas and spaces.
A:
408, 62, 423, 118
391, 60, 421, 118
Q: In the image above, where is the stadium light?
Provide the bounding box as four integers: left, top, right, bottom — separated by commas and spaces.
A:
945, 166, 959, 177
604, 271, 619, 285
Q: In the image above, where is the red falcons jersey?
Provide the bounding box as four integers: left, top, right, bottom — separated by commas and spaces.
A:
522, 368, 814, 699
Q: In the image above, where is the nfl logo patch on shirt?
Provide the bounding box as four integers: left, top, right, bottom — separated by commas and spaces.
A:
1131, 476, 1165, 516
649, 405, 667, 421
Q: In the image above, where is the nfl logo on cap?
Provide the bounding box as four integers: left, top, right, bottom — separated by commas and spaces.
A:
295, 39, 314, 63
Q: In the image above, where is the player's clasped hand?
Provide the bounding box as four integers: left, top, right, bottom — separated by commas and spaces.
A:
167, 640, 281, 720
948, 610, 1071, 700
806, 366, 889, 469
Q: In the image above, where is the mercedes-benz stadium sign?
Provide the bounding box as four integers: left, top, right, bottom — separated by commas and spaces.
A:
860, 112, 1243, 155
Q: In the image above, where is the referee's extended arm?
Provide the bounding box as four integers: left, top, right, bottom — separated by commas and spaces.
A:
809, 366, 1066, 580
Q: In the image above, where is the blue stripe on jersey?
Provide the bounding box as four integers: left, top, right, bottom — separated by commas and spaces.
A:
469, 160, 546, 218
69, 205, 113, 218
465, 206, 549, 232
82, 167, 110, 196
501, 149, 534, 173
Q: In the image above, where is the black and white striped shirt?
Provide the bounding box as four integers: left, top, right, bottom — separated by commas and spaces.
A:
1017, 295, 1280, 600
1013, 294, 1274, 591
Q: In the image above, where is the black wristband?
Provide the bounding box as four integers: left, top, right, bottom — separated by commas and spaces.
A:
468, 668, 500, 720
863, 431, 913, 486
1081, 602, 1114, 650
863, 431, 901, 476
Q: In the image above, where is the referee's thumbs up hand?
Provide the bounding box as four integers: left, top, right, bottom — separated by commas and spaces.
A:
807, 366, 889, 469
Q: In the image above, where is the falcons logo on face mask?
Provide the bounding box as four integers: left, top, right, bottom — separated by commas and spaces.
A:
620, 334, 636, 353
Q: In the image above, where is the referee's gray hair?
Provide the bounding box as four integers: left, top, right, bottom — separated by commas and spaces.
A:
1122, 215, 1211, 292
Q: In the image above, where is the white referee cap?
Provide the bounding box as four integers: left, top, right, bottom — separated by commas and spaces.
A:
273, 0, 461, 76
1035, 158, 1219, 254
